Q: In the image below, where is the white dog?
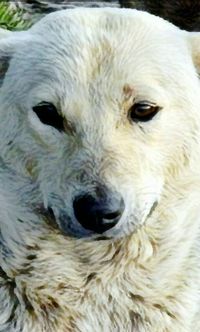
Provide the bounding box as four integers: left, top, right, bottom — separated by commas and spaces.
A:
0, 8, 200, 332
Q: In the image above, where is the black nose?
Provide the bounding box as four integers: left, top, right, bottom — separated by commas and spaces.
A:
73, 192, 125, 234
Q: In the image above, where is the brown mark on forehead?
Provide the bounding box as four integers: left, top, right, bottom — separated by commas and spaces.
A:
114, 83, 136, 129
119, 83, 135, 112
123, 84, 135, 100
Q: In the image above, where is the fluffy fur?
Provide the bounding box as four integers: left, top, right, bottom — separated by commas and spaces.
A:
0, 8, 200, 332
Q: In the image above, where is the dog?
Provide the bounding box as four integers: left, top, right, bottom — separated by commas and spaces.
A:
0, 7, 200, 332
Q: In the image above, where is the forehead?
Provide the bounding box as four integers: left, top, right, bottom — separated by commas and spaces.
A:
11, 9, 190, 105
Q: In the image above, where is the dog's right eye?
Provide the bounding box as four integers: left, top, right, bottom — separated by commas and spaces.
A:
32, 102, 64, 131
128, 102, 160, 122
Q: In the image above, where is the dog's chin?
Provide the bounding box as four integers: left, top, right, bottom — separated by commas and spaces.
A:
58, 218, 139, 241
57, 224, 127, 241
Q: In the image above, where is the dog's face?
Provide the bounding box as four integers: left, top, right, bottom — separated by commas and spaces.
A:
1, 8, 200, 239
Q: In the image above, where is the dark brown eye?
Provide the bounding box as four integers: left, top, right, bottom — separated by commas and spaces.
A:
33, 102, 64, 131
129, 102, 160, 122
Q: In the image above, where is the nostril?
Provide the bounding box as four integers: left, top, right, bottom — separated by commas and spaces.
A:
73, 193, 125, 234
103, 210, 123, 221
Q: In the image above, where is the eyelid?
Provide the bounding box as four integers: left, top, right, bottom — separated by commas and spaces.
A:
135, 100, 157, 106
134, 101, 163, 112
35, 101, 63, 116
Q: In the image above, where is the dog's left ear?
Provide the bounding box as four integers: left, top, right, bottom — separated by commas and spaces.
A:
189, 33, 200, 74
0, 29, 27, 86
0, 29, 13, 82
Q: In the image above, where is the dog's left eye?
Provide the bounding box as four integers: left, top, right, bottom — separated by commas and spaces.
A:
32, 102, 64, 131
128, 102, 160, 122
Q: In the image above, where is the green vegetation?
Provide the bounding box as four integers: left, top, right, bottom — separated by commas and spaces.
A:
0, 1, 31, 31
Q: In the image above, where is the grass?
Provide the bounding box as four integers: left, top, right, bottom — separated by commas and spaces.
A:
0, 1, 32, 31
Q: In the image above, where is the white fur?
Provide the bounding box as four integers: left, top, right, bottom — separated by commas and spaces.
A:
0, 8, 200, 331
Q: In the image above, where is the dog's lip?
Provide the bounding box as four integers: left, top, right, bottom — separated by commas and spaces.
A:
145, 201, 158, 220
36, 205, 60, 230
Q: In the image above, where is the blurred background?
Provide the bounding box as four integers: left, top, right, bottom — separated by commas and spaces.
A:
0, 1, 199, 31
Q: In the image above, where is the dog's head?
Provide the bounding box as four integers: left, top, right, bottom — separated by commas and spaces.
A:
0, 8, 200, 239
